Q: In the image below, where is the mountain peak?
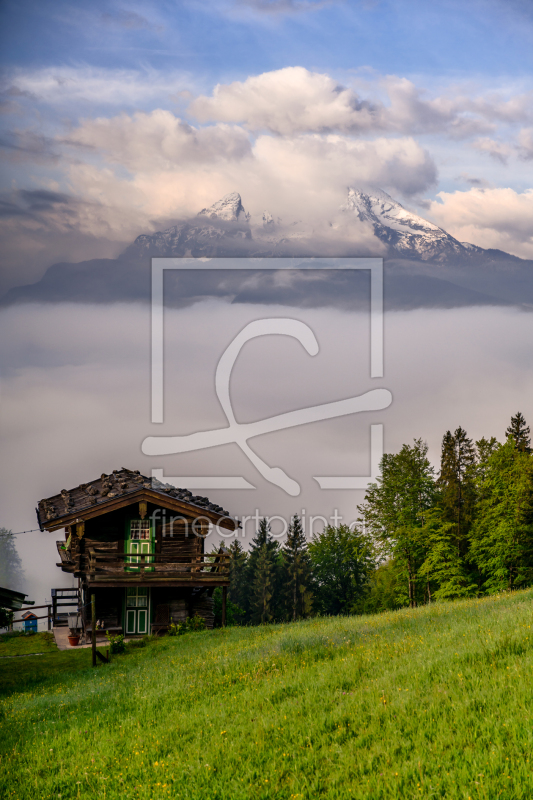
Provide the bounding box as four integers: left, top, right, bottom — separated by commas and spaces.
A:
341, 185, 466, 262
197, 191, 250, 223
123, 186, 494, 265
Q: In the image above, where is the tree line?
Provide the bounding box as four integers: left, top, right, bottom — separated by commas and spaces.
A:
216, 412, 533, 623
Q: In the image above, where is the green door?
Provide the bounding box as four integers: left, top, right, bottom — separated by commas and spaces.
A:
125, 588, 149, 635
125, 519, 154, 572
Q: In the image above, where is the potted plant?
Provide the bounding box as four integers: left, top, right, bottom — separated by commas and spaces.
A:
68, 631, 80, 646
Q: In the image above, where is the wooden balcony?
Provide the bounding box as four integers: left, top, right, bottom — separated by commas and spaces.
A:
56, 542, 230, 587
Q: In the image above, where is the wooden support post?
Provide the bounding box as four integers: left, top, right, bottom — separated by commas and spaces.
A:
52, 595, 57, 626
91, 593, 97, 668
222, 585, 227, 628
47, 605, 52, 631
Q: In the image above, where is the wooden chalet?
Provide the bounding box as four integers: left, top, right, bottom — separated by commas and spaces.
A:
37, 468, 238, 635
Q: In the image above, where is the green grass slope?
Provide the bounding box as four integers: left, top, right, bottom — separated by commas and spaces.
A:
0, 631, 58, 656
1, 590, 533, 799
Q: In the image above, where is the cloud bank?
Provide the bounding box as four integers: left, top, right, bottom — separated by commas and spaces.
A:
2, 301, 532, 602
1, 65, 532, 290
429, 187, 533, 259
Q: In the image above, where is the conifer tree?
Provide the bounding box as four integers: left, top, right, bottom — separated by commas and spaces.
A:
438, 427, 477, 556
252, 543, 274, 624
246, 518, 281, 623
505, 412, 531, 453
475, 437, 500, 484
227, 539, 248, 617
281, 516, 313, 621
0, 529, 25, 591
430, 428, 478, 595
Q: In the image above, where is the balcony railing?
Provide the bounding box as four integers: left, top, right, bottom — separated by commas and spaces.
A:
86, 547, 230, 580
56, 541, 230, 581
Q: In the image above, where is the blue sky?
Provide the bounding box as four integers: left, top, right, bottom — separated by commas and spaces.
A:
1, 0, 532, 80
1, 0, 532, 291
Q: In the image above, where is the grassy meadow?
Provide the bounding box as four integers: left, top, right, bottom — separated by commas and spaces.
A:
1, 590, 533, 799
0, 631, 57, 656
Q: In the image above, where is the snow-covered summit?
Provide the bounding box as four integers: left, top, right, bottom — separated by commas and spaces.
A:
341, 186, 469, 262
125, 187, 486, 264
198, 191, 250, 223
342, 187, 442, 233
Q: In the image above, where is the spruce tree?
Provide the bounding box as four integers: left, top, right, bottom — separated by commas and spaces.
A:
281, 516, 313, 621
227, 540, 248, 621
246, 518, 281, 623
0, 529, 25, 591
475, 437, 499, 483
505, 412, 531, 453
252, 543, 274, 624
438, 427, 476, 557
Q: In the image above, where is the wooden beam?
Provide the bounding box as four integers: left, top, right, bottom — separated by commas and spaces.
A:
86, 580, 230, 589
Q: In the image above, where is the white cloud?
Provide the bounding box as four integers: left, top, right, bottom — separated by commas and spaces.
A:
65, 110, 252, 170
2, 65, 532, 287
190, 67, 380, 135
190, 67, 533, 138
472, 137, 513, 164
43, 111, 435, 241
428, 187, 533, 259
518, 127, 533, 160
251, 133, 436, 198
4, 66, 196, 108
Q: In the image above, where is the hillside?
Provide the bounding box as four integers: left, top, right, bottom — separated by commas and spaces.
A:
1, 590, 532, 798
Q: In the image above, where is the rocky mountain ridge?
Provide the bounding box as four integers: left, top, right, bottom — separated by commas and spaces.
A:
340, 187, 484, 263
124, 187, 490, 264
2, 188, 531, 310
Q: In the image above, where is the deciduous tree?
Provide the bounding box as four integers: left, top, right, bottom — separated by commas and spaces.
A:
308, 524, 375, 615
470, 440, 533, 592
358, 440, 435, 607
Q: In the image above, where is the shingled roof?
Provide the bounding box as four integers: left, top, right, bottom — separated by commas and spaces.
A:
37, 468, 233, 528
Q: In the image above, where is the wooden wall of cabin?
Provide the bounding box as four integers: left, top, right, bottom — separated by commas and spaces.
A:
74, 504, 206, 564
81, 587, 215, 631
150, 587, 215, 629
82, 587, 123, 628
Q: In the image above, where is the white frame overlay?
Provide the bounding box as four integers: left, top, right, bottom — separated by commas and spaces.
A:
147, 257, 386, 492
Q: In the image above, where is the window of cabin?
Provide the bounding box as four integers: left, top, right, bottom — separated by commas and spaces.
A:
129, 520, 151, 540
126, 587, 148, 607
